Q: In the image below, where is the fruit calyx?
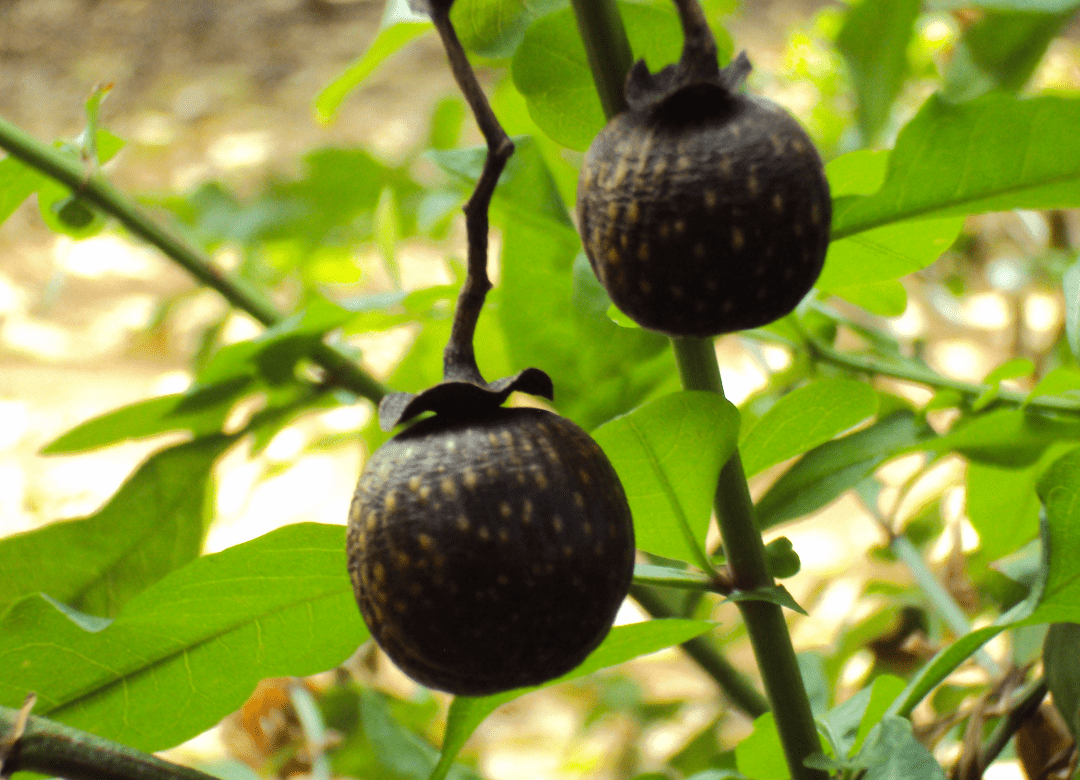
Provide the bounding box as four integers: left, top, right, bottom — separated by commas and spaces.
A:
377, 368, 553, 431
625, 49, 751, 115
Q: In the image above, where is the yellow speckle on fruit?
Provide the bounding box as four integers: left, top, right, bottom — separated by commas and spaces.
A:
366, 511, 378, 531
677, 155, 691, 170
394, 551, 410, 569
393, 600, 408, 614
607, 247, 620, 264
694, 242, 705, 259
497, 574, 509, 586
463, 469, 478, 490
522, 499, 533, 524
574, 492, 585, 508
793, 139, 806, 153
583, 521, 592, 535
373, 562, 386, 583
720, 156, 732, 175
478, 526, 491, 541
408, 475, 422, 492
440, 478, 456, 498
498, 528, 510, 543
773, 193, 784, 213
704, 190, 717, 209
563, 545, 574, 557
500, 501, 513, 518
384, 492, 397, 512
535, 471, 548, 490
659, 222, 670, 239
579, 468, 592, 485
732, 228, 745, 251
637, 243, 649, 262
674, 220, 686, 234
552, 515, 564, 533
811, 202, 822, 224
456, 515, 470, 532
671, 285, 684, 299
747, 174, 759, 196
444, 440, 456, 451
627, 201, 639, 223
418, 533, 434, 550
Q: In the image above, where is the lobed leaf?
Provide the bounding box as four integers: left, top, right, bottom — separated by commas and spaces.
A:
0, 523, 367, 753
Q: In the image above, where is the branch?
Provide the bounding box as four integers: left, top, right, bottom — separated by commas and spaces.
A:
1, 699, 218, 780
800, 327, 1080, 417
0, 114, 386, 404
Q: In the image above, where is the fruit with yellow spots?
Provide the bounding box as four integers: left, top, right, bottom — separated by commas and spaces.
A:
576, 52, 831, 337
346, 406, 635, 696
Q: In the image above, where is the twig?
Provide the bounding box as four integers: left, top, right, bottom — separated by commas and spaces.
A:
976, 677, 1049, 776
799, 327, 1080, 417
427, 6, 513, 385
0, 114, 385, 404
1, 700, 218, 780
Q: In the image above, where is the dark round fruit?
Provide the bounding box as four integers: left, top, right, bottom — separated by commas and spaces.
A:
346, 406, 635, 696
576, 70, 831, 337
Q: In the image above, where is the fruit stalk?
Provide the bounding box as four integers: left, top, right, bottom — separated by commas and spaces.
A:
428, 7, 514, 385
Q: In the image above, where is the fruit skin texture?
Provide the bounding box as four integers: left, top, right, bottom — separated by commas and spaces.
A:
347, 406, 635, 696
576, 75, 831, 337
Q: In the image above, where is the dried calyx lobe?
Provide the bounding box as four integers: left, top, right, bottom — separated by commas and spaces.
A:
577, 42, 832, 337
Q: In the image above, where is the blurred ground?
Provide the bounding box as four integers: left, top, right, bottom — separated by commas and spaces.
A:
1, 1, 1075, 778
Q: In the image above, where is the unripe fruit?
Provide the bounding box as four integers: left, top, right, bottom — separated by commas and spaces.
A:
347, 406, 635, 696
576, 54, 831, 337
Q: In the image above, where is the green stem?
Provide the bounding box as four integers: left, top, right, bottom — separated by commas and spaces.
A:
800, 327, 1080, 417
0, 114, 386, 404
569, 0, 634, 117
0, 704, 217, 780
673, 337, 826, 780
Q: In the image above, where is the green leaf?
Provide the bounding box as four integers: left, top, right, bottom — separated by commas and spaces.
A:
825, 149, 890, 198
833, 93, 1080, 240
726, 584, 807, 615
1044, 623, 1080, 740
819, 216, 964, 292
0, 156, 45, 225
836, 0, 920, 144
1064, 255, 1080, 366
924, 408, 1080, 467
41, 394, 232, 454
831, 280, 908, 318
740, 379, 879, 478
1032, 447, 1080, 623
852, 675, 907, 754
633, 563, 713, 590
430, 619, 715, 780
734, 713, 787, 780
0, 436, 232, 618
942, 6, 1079, 100
452, 0, 568, 59
0, 523, 368, 752
763, 537, 801, 579
966, 460, 1041, 565
511, 2, 730, 150
851, 716, 946, 779
593, 392, 740, 568
756, 411, 931, 530
315, 22, 431, 123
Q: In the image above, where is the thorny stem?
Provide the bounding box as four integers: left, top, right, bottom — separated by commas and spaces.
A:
428, 7, 514, 386
0, 114, 386, 404
0, 698, 218, 780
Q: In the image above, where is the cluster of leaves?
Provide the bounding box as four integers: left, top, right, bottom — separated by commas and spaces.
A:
3, 0, 1080, 777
